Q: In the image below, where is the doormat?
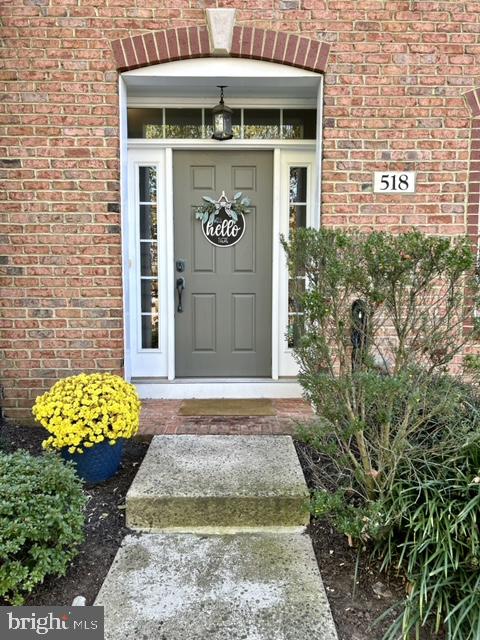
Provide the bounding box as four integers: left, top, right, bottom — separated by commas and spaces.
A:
179, 399, 276, 417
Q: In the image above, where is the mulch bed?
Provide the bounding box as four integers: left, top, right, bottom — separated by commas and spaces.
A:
295, 440, 405, 640
1, 422, 431, 638
295, 440, 439, 640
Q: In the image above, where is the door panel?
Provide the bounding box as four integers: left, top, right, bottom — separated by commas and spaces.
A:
192, 294, 216, 352
192, 165, 215, 190
193, 217, 215, 272
232, 294, 256, 352
232, 165, 256, 190
233, 208, 256, 272
174, 150, 273, 377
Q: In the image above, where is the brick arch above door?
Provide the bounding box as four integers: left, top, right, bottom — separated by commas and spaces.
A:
111, 26, 330, 74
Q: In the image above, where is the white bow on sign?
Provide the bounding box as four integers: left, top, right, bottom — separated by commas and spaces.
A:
194, 190, 251, 225
216, 191, 231, 213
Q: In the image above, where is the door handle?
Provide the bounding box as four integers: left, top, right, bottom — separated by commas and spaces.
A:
176, 277, 185, 313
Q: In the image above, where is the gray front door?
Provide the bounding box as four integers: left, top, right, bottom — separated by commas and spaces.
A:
173, 150, 273, 377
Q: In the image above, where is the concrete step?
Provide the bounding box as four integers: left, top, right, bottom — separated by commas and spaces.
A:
94, 532, 338, 640
126, 435, 310, 531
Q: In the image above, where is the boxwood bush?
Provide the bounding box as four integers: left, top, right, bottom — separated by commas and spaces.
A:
0, 450, 86, 604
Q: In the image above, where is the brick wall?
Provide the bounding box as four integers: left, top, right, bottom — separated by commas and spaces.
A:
1, 1, 479, 420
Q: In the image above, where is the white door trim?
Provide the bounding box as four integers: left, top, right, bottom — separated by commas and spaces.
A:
277, 149, 317, 376
127, 148, 168, 377
165, 147, 175, 381
125, 144, 316, 383
120, 64, 323, 396
314, 75, 324, 228
271, 148, 281, 381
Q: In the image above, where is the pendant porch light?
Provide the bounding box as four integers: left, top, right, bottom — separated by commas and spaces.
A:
211, 85, 233, 141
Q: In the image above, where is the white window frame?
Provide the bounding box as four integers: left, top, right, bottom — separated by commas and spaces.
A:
127, 149, 169, 377
277, 150, 316, 376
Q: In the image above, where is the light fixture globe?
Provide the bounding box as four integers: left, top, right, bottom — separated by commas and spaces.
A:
212, 85, 233, 141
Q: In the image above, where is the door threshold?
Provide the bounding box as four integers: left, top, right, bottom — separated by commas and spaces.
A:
133, 378, 303, 399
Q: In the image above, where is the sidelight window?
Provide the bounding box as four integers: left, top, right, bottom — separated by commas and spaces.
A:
287, 166, 308, 348
138, 166, 159, 349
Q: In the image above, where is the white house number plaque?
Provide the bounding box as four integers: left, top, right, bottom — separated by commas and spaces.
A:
373, 171, 416, 194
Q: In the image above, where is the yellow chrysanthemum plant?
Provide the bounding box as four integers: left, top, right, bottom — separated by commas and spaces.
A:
33, 373, 141, 455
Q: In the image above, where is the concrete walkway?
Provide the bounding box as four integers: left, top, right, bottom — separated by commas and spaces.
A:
126, 436, 310, 531
95, 435, 338, 640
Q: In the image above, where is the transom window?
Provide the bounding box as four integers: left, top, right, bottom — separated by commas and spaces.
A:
127, 108, 316, 140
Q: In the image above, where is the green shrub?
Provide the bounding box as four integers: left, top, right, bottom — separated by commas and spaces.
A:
282, 228, 480, 501
0, 450, 86, 604
299, 369, 480, 500
310, 488, 382, 542
301, 368, 480, 639
283, 228, 480, 638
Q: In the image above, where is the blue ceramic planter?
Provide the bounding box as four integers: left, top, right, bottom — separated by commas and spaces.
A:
61, 439, 124, 484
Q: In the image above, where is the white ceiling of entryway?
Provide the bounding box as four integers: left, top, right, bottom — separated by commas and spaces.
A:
123, 58, 320, 102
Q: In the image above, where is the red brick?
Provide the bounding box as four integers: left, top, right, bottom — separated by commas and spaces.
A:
111, 39, 126, 70
304, 40, 320, 70
316, 42, 330, 72
198, 27, 210, 56
294, 37, 310, 67
122, 37, 137, 69
188, 26, 200, 57
230, 26, 242, 57
143, 32, 158, 64
132, 35, 148, 67
137, 399, 312, 436
166, 28, 179, 61
176, 27, 189, 59
273, 31, 288, 63
262, 30, 277, 61
284, 34, 299, 65
241, 26, 254, 58
465, 91, 480, 116
155, 30, 169, 63
252, 28, 265, 59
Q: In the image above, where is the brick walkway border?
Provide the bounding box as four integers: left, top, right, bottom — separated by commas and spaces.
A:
139, 399, 314, 436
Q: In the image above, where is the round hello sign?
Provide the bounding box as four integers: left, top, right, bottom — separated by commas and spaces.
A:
202, 208, 245, 247
194, 190, 251, 249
